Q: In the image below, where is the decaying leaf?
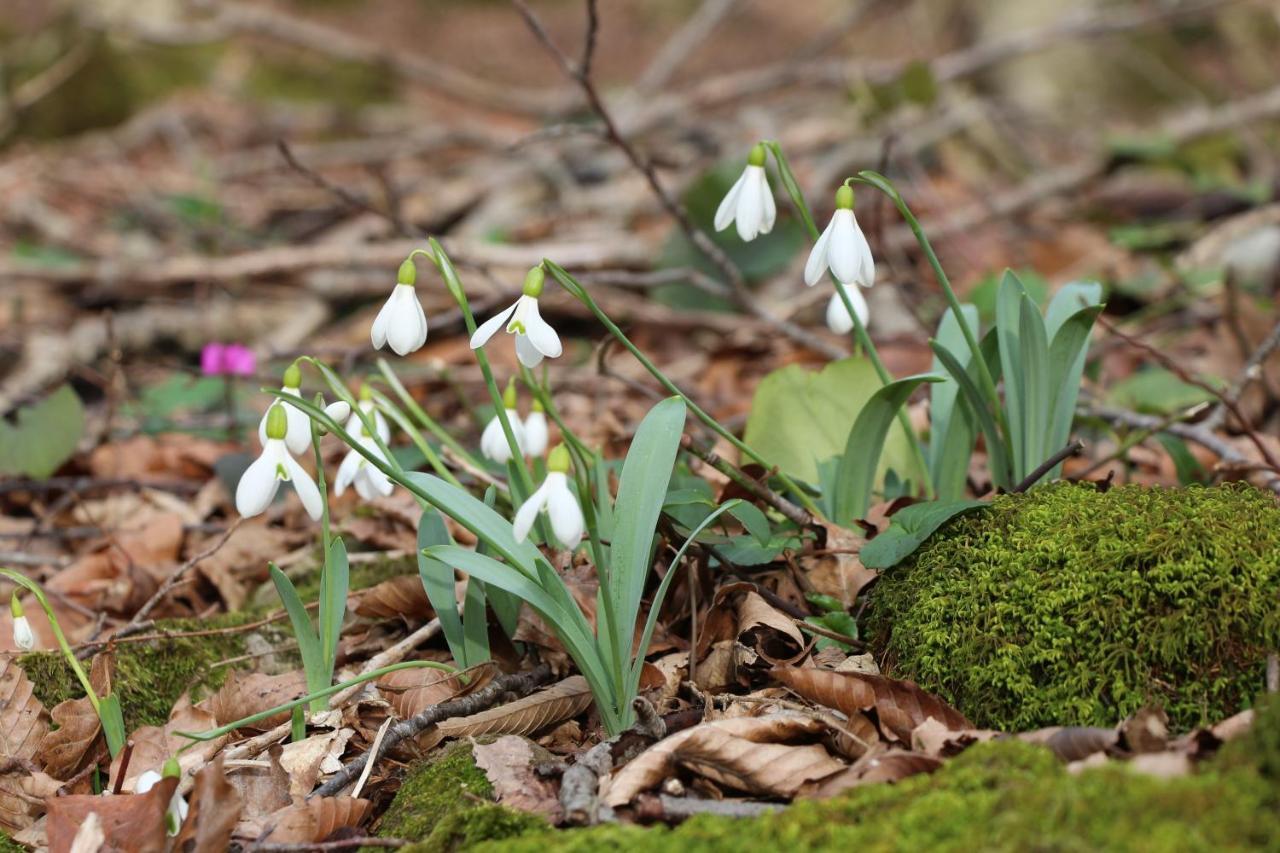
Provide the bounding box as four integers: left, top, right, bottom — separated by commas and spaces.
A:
377, 662, 494, 719
801, 523, 877, 607
279, 729, 355, 801
1119, 706, 1169, 754
259, 796, 371, 843
803, 747, 942, 798
911, 717, 1000, 758
46, 776, 177, 853
206, 670, 307, 731
0, 658, 49, 762
37, 655, 114, 781
606, 714, 842, 806
772, 667, 970, 743
0, 764, 61, 835
110, 697, 223, 792
226, 745, 291, 821
737, 591, 806, 664
436, 675, 592, 740
353, 574, 434, 620
472, 735, 563, 823
1017, 726, 1119, 763
174, 755, 242, 853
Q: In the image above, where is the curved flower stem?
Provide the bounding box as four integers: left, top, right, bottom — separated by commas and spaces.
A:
175, 660, 456, 747
375, 357, 485, 470
766, 142, 933, 499
0, 569, 100, 714
545, 261, 825, 520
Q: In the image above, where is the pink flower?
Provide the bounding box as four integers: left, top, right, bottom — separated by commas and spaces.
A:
201, 343, 257, 377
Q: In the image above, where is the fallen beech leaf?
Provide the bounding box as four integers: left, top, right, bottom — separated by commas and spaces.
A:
206, 670, 307, 730
823, 710, 880, 760
377, 662, 494, 719
436, 676, 592, 739
260, 796, 370, 843
110, 697, 223, 792
911, 717, 999, 758
226, 745, 291, 821
737, 592, 805, 664
194, 522, 304, 611
174, 755, 242, 853
67, 811, 104, 853
353, 574, 433, 620
772, 667, 970, 743
48, 512, 184, 615
38, 656, 113, 780
802, 524, 877, 606
0, 657, 50, 762
46, 777, 177, 853
1018, 726, 1119, 762
607, 714, 837, 806
804, 747, 942, 798
0, 764, 61, 834
1120, 706, 1169, 754
1128, 751, 1192, 779
473, 736, 562, 823
279, 729, 354, 801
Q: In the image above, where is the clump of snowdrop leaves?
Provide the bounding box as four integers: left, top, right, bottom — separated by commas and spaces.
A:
10, 594, 33, 651
136, 758, 187, 836
714, 143, 776, 242
524, 398, 549, 457
372, 258, 429, 356
514, 444, 584, 549
237, 403, 324, 520
480, 380, 526, 463
470, 266, 563, 368
827, 282, 870, 335
805, 184, 875, 290
335, 394, 394, 500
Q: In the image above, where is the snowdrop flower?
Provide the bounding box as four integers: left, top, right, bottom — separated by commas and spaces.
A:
480, 381, 526, 463
470, 267, 562, 368
335, 395, 394, 500
714, 143, 776, 242
136, 758, 187, 836
10, 594, 33, 652
256, 364, 351, 456
346, 392, 391, 445
524, 399, 548, 457
372, 259, 429, 356
826, 283, 870, 335
804, 185, 875, 289
237, 404, 324, 521
513, 445, 584, 549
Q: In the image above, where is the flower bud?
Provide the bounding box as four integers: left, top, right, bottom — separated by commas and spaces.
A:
502, 378, 518, 410
10, 595, 32, 652
162, 756, 181, 778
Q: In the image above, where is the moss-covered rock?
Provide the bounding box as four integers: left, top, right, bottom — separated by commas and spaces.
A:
867, 482, 1280, 730
376, 742, 548, 852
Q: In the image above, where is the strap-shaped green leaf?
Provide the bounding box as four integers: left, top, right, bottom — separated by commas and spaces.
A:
932, 341, 1011, 490
477, 486, 520, 640
928, 305, 981, 500
319, 537, 349, 676
98, 693, 127, 758
269, 564, 324, 696
1018, 294, 1050, 478
1044, 284, 1104, 475
995, 271, 1028, 478
417, 508, 470, 665
403, 472, 544, 578
834, 374, 943, 523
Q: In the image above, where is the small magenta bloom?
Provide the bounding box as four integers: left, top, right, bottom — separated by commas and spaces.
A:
201, 343, 257, 377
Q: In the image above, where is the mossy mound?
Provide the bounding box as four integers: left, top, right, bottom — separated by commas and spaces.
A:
376, 742, 547, 853
476, 698, 1280, 852
867, 482, 1280, 730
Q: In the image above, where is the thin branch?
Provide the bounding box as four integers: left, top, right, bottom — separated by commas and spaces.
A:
1013, 440, 1085, 493
1205, 315, 1280, 430
277, 140, 418, 238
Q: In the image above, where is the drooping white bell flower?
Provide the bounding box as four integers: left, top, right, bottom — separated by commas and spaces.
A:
524, 399, 548, 457
345, 395, 391, 445
10, 594, 33, 651
237, 404, 324, 520
714, 143, 776, 242
256, 364, 351, 455
513, 445, 584, 549
480, 381, 526, 463
470, 267, 562, 368
804, 185, 875, 288
826, 283, 870, 335
135, 758, 187, 836
372, 259, 429, 356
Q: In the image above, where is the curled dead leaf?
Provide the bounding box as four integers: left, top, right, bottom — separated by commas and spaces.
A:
772, 667, 970, 743
46, 776, 177, 853
1017, 726, 1120, 763
0, 763, 61, 835
174, 755, 242, 853
206, 670, 307, 731
377, 662, 495, 719
110, 697, 223, 793
803, 747, 942, 798
0, 657, 49, 762
435, 675, 592, 740
353, 574, 433, 620
911, 717, 1000, 758
260, 796, 371, 844
37, 655, 114, 781
472, 736, 563, 823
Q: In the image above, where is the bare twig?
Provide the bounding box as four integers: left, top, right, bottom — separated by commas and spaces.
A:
1013, 440, 1086, 493
679, 435, 812, 527
277, 140, 417, 238
1205, 315, 1280, 431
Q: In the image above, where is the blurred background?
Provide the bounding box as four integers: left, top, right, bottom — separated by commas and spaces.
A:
1, 0, 1279, 498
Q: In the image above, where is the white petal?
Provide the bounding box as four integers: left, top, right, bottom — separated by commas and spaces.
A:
757, 168, 776, 235
334, 450, 360, 496
12, 617, 34, 651
512, 480, 551, 543
134, 770, 163, 795
735, 167, 764, 242
713, 168, 749, 233
283, 399, 311, 456
545, 474, 585, 548
826, 285, 868, 335
324, 401, 351, 424
171, 793, 189, 824
827, 209, 860, 284
853, 212, 876, 287
387, 285, 427, 356
257, 411, 269, 449
363, 463, 393, 497
524, 411, 548, 457
373, 409, 391, 444
522, 300, 562, 359
470, 300, 517, 350
515, 334, 545, 368
371, 291, 395, 350
481, 413, 525, 462
235, 451, 281, 518
804, 215, 836, 286
283, 456, 324, 521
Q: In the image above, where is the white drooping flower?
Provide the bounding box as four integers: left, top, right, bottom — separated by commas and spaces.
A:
372, 259, 429, 356
346, 397, 391, 445
334, 397, 394, 501
826, 283, 870, 335
256, 364, 351, 455
714, 143, 776, 242
481, 382, 527, 463
804, 185, 875, 289
10, 595, 33, 651
524, 400, 548, 457
136, 759, 187, 836
237, 404, 324, 521
513, 445, 584, 549
470, 267, 562, 369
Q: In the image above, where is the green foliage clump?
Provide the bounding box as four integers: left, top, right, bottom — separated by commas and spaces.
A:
479, 728, 1280, 852
867, 482, 1280, 730
20, 612, 267, 731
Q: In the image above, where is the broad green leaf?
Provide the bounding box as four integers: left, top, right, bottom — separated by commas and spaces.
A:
834, 374, 943, 523
931, 341, 1011, 490
269, 564, 325, 697
417, 508, 469, 666
319, 537, 349, 675
928, 305, 980, 501
728, 502, 772, 546
996, 271, 1028, 479
1155, 433, 1209, 485
859, 499, 988, 569
744, 356, 921, 486
0, 384, 85, 479
461, 576, 490, 667
1044, 299, 1104, 476
1018, 294, 1050, 477
1107, 369, 1219, 415
98, 694, 126, 758
403, 473, 544, 577
477, 486, 520, 640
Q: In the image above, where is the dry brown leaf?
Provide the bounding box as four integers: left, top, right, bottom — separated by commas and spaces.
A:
67, 811, 105, 853
436, 675, 592, 740
803, 747, 942, 798
0, 657, 50, 762
206, 670, 307, 730
801, 524, 877, 606
47, 513, 184, 615
1120, 706, 1169, 754
377, 662, 494, 719
772, 667, 970, 743
174, 755, 242, 853
911, 718, 1000, 757
88, 434, 227, 481
472, 736, 562, 823
37, 656, 113, 781
737, 591, 805, 664
606, 714, 838, 806
260, 796, 371, 844
0, 764, 61, 835
46, 777, 177, 853
226, 746, 291, 821
110, 697, 222, 792
353, 574, 433, 620
641, 652, 687, 713
1017, 726, 1119, 762
194, 521, 305, 611
279, 729, 354, 801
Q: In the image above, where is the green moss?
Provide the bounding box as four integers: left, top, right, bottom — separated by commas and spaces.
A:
867, 483, 1280, 730
244, 50, 397, 107
286, 553, 416, 605
480, 731, 1280, 852
401, 806, 550, 853
0, 833, 22, 853
20, 612, 275, 731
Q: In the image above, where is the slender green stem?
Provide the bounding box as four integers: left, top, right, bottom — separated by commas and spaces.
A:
546, 261, 824, 519
369, 389, 467, 491
376, 358, 484, 468
175, 660, 456, 746
0, 569, 101, 714
309, 411, 338, 695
